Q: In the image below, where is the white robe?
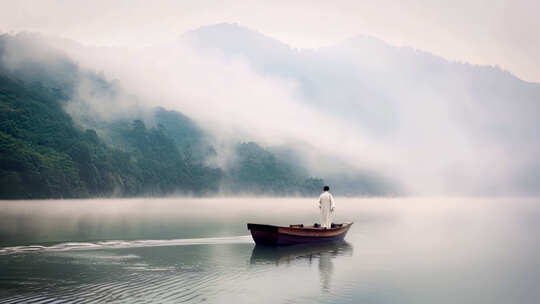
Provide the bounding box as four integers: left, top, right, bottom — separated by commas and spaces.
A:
319, 191, 335, 228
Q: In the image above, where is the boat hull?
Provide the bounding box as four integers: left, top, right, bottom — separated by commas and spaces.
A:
247, 222, 352, 246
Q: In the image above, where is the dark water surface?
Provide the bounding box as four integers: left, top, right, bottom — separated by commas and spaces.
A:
1, 198, 539, 303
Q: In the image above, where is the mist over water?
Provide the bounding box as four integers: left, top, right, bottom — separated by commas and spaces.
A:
1, 197, 539, 303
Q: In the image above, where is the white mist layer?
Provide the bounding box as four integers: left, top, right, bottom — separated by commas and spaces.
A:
12, 29, 538, 196
64, 44, 401, 185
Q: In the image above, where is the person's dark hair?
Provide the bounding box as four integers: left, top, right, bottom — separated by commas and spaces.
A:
323, 186, 330, 191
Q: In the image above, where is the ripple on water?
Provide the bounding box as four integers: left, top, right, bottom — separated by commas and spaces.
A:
0, 237, 257, 304
0, 235, 252, 255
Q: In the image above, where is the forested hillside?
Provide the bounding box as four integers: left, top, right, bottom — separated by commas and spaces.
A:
0, 34, 324, 199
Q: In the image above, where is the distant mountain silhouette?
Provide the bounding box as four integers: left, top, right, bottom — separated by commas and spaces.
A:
181, 23, 540, 195
2, 23, 538, 196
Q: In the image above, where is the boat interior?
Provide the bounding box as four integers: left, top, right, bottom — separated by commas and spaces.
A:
289, 223, 346, 229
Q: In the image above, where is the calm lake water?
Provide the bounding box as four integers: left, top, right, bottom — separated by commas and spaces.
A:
1, 197, 539, 303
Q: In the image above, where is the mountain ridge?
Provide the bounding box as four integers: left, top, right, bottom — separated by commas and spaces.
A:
1, 23, 538, 196
179, 23, 540, 195
183, 23, 536, 85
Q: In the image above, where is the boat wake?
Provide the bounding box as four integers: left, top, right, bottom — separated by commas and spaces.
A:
0, 235, 253, 255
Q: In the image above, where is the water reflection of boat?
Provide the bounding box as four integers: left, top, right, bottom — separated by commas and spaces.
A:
247, 222, 353, 246
249, 241, 353, 265
250, 242, 353, 292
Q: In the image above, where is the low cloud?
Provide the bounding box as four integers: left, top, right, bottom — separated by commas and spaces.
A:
3, 28, 539, 196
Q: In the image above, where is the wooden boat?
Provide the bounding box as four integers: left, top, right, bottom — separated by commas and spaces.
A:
247, 222, 353, 246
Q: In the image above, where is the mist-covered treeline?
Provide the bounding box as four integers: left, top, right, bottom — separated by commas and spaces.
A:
0, 34, 328, 199
3, 21, 538, 198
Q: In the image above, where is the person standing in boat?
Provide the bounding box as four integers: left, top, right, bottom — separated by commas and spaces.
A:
319, 186, 335, 228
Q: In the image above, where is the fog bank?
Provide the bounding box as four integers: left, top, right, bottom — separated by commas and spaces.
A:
3, 26, 539, 196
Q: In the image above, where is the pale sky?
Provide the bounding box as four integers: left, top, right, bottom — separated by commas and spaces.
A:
1, 0, 539, 82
